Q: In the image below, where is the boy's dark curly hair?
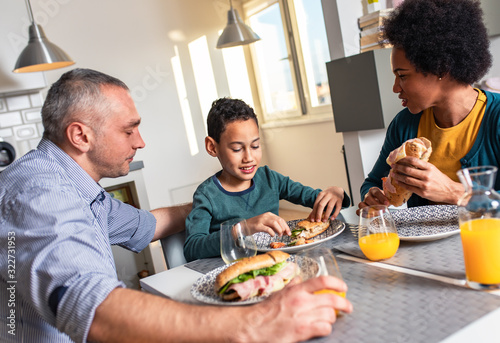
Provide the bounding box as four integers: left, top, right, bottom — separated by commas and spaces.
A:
207, 97, 258, 143
383, 0, 491, 85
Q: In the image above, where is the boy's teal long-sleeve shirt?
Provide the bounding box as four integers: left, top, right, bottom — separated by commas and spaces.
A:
184, 165, 350, 262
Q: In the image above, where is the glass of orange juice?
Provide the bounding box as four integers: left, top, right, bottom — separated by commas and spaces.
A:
457, 166, 500, 290
459, 218, 500, 289
358, 205, 400, 261
295, 248, 346, 314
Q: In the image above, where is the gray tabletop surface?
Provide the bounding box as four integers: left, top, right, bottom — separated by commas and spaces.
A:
180, 208, 500, 343
185, 212, 465, 280
311, 258, 500, 343
332, 231, 466, 280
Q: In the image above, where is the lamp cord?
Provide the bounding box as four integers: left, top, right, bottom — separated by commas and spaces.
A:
24, 0, 35, 25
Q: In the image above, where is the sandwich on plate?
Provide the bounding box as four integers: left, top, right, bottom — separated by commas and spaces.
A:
290, 219, 330, 245
214, 251, 296, 301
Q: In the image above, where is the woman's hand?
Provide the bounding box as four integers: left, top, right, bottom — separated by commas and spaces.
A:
309, 186, 345, 222
245, 212, 291, 237
357, 187, 389, 215
390, 156, 464, 204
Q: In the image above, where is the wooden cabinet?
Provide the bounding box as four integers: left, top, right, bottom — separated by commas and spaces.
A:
0, 1, 47, 94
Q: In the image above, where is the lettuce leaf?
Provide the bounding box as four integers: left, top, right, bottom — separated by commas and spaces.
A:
219, 261, 288, 294
291, 227, 305, 237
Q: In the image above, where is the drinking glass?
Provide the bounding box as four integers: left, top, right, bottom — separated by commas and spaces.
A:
457, 166, 500, 290
220, 218, 257, 264
295, 248, 346, 315
358, 205, 400, 261
295, 248, 346, 295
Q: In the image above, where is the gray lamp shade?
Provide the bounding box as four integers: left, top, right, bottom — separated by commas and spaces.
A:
13, 24, 74, 73
216, 7, 260, 49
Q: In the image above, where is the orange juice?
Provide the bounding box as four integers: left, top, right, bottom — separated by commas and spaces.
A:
460, 218, 500, 285
359, 232, 400, 261
314, 290, 346, 297
314, 290, 346, 315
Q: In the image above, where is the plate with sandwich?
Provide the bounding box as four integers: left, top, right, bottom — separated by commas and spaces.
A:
252, 218, 345, 253
391, 205, 459, 242
190, 251, 304, 305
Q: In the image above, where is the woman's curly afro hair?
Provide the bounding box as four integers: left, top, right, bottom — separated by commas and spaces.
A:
383, 0, 491, 85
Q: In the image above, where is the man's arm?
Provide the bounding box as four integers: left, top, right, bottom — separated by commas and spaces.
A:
88, 276, 352, 343
151, 203, 192, 241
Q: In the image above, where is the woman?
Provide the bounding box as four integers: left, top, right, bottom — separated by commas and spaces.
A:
359, 0, 500, 210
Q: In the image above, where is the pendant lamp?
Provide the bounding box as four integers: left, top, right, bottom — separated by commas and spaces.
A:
216, 0, 261, 49
13, 0, 75, 73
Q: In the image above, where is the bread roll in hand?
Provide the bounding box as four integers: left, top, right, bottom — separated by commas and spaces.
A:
382, 137, 432, 206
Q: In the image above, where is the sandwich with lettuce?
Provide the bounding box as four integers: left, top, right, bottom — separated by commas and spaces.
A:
214, 251, 296, 301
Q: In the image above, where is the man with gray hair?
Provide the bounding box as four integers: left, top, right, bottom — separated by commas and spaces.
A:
0, 68, 352, 342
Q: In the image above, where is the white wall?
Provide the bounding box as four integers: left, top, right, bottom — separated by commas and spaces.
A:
262, 119, 349, 211
11, 0, 499, 211
8, 0, 349, 212
24, 0, 228, 209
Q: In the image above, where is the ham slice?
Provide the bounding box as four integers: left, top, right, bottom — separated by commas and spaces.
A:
225, 262, 296, 301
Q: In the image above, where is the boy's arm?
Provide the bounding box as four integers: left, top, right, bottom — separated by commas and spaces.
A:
183, 191, 220, 262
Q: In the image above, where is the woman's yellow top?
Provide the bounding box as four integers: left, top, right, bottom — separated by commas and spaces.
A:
417, 89, 486, 182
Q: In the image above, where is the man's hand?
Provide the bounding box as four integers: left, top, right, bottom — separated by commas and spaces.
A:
245, 212, 291, 237
309, 186, 345, 222
239, 276, 353, 343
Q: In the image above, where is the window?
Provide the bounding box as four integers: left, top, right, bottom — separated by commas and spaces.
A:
244, 0, 331, 122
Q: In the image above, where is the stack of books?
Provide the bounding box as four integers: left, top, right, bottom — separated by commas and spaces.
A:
358, 9, 393, 53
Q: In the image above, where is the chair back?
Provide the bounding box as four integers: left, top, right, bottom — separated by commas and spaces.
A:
160, 230, 187, 269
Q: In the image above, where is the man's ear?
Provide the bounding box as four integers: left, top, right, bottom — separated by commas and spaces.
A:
66, 122, 92, 153
205, 136, 218, 157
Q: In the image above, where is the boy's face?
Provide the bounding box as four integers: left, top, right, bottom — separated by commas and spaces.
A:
210, 119, 261, 191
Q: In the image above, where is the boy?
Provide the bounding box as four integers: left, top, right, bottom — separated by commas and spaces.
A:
184, 98, 350, 262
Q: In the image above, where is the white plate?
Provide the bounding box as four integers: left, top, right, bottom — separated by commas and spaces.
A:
391, 205, 459, 242
190, 255, 310, 306
253, 219, 345, 253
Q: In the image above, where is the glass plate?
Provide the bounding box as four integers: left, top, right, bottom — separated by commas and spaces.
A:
391, 205, 459, 242
253, 219, 345, 253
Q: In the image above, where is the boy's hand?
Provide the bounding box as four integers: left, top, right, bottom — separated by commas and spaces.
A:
245, 212, 291, 237
309, 186, 344, 222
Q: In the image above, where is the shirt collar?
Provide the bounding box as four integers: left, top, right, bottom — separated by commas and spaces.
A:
37, 138, 104, 204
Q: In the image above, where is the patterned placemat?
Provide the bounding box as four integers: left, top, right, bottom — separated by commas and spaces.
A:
311, 259, 500, 343
332, 233, 466, 279
184, 257, 226, 274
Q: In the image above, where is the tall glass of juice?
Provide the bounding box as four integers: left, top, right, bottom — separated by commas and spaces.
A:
457, 166, 500, 290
